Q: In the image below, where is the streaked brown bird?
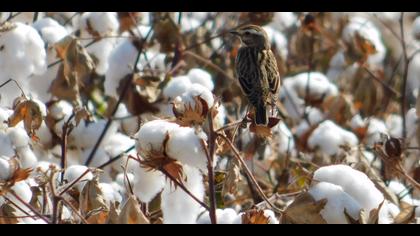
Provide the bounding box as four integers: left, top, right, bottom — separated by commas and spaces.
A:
230, 25, 280, 125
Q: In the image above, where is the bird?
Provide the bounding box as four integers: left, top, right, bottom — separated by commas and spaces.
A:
230, 25, 280, 126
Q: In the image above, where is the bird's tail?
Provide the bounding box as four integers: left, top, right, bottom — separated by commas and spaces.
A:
255, 102, 268, 126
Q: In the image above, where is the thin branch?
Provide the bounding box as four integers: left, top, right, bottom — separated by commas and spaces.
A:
217, 134, 283, 213
9, 191, 51, 224
0, 78, 27, 98
97, 145, 135, 169
58, 169, 90, 196
399, 12, 409, 140
159, 167, 210, 211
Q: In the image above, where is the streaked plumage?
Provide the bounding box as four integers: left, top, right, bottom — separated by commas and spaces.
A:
231, 25, 280, 125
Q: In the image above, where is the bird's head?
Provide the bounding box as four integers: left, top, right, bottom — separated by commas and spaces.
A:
230, 25, 270, 49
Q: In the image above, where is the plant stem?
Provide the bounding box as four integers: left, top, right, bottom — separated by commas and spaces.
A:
399, 12, 409, 140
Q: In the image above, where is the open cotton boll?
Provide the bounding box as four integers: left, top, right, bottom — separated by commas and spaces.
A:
16, 146, 38, 169
73, 119, 119, 149
342, 17, 385, 65
161, 165, 204, 224
7, 127, 30, 148
385, 114, 403, 138
197, 208, 240, 224
132, 164, 166, 203
378, 200, 401, 224
105, 38, 138, 98
49, 100, 73, 120
0, 156, 13, 180
313, 164, 384, 212
279, 77, 304, 120
269, 12, 297, 32
388, 180, 413, 203
163, 76, 192, 100
366, 118, 388, 146
293, 72, 338, 99
33, 17, 68, 45
99, 183, 122, 206
307, 120, 358, 156
0, 181, 33, 216
79, 12, 119, 37
136, 119, 179, 155
187, 68, 214, 91
177, 83, 215, 109
0, 132, 14, 157
309, 182, 362, 224
0, 23, 47, 106
272, 121, 295, 154
407, 53, 420, 96
87, 38, 116, 75
63, 165, 93, 192
166, 126, 208, 172
295, 107, 325, 137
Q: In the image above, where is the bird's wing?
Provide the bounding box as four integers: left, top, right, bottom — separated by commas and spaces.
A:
264, 50, 280, 94
236, 47, 258, 98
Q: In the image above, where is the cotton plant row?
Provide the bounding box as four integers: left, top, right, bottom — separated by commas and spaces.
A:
0, 12, 420, 224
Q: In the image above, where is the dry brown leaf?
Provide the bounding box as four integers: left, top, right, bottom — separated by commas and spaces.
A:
74, 106, 92, 126
79, 177, 109, 224
222, 158, 240, 197
117, 12, 142, 33
118, 195, 149, 224
8, 98, 43, 138
249, 116, 281, 138
117, 74, 160, 116
152, 13, 182, 53
50, 35, 95, 103
241, 209, 271, 224
322, 93, 354, 125
0, 22, 17, 32
0, 203, 19, 224
344, 208, 361, 224
281, 192, 328, 224
358, 200, 384, 224
394, 201, 415, 224
106, 202, 121, 224
172, 96, 210, 126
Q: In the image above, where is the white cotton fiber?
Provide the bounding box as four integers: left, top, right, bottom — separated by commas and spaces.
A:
63, 165, 93, 192
197, 208, 240, 224
161, 165, 204, 224
136, 119, 179, 155
163, 76, 192, 100
307, 120, 358, 156
309, 182, 362, 224
166, 126, 208, 172
187, 68, 214, 91
313, 164, 384, 212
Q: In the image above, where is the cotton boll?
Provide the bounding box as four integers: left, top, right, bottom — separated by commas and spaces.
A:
136, 119, 179, 155
366, 118, 388, 146
279, 77, 304, 120
407, 53, 420, 96
0, 132, 14, 157
0, 23, 47, 106
272, 121, 295, 154
197, 208, 240, 224
161, 165, 204, 224
16, 146, 38, 169
105, 39, 138, 98
63, 165, 93, 192
114, 104, 140, 136
166, 126, 208, 172
132, 166, 166, 203
99, 183, 122, 206
388, 180, 413, 203
73, 119, 119, 149
295, 107, 325, 137
7, 127, 30, 148
187, 68, 214, 91
313, 164, 384, 212
33, 17, 68, 45
307, 120, 358, 156
309, 182, 362, 224
385, 114, 403, 138
49, 100, 73, 120
79, 12, 119, 37
269, 12, 297, 32
0, 156, 13, 180
163, 76, 192, 100
36, 161, 59, 173
378, 200, 400, 224
293, 72, 338, 99
176, 83, 215, 110
87, 38, 116, 75
2, 181, 33, 216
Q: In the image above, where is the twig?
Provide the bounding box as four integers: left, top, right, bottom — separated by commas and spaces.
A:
0, 78, 27, 98
60, 113, 75, 184
159, 167, 210, 211
9, 191, 50, 224
59, 197, 89, 224
97, 145, 135, 169
58, 169, 90, 196
84, 27, 153, 166
362, 65, 401, 98
399, 12, 409, 140
204, 107, 217, 224
33, 12, 39, 23
217, 134, 283, 213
